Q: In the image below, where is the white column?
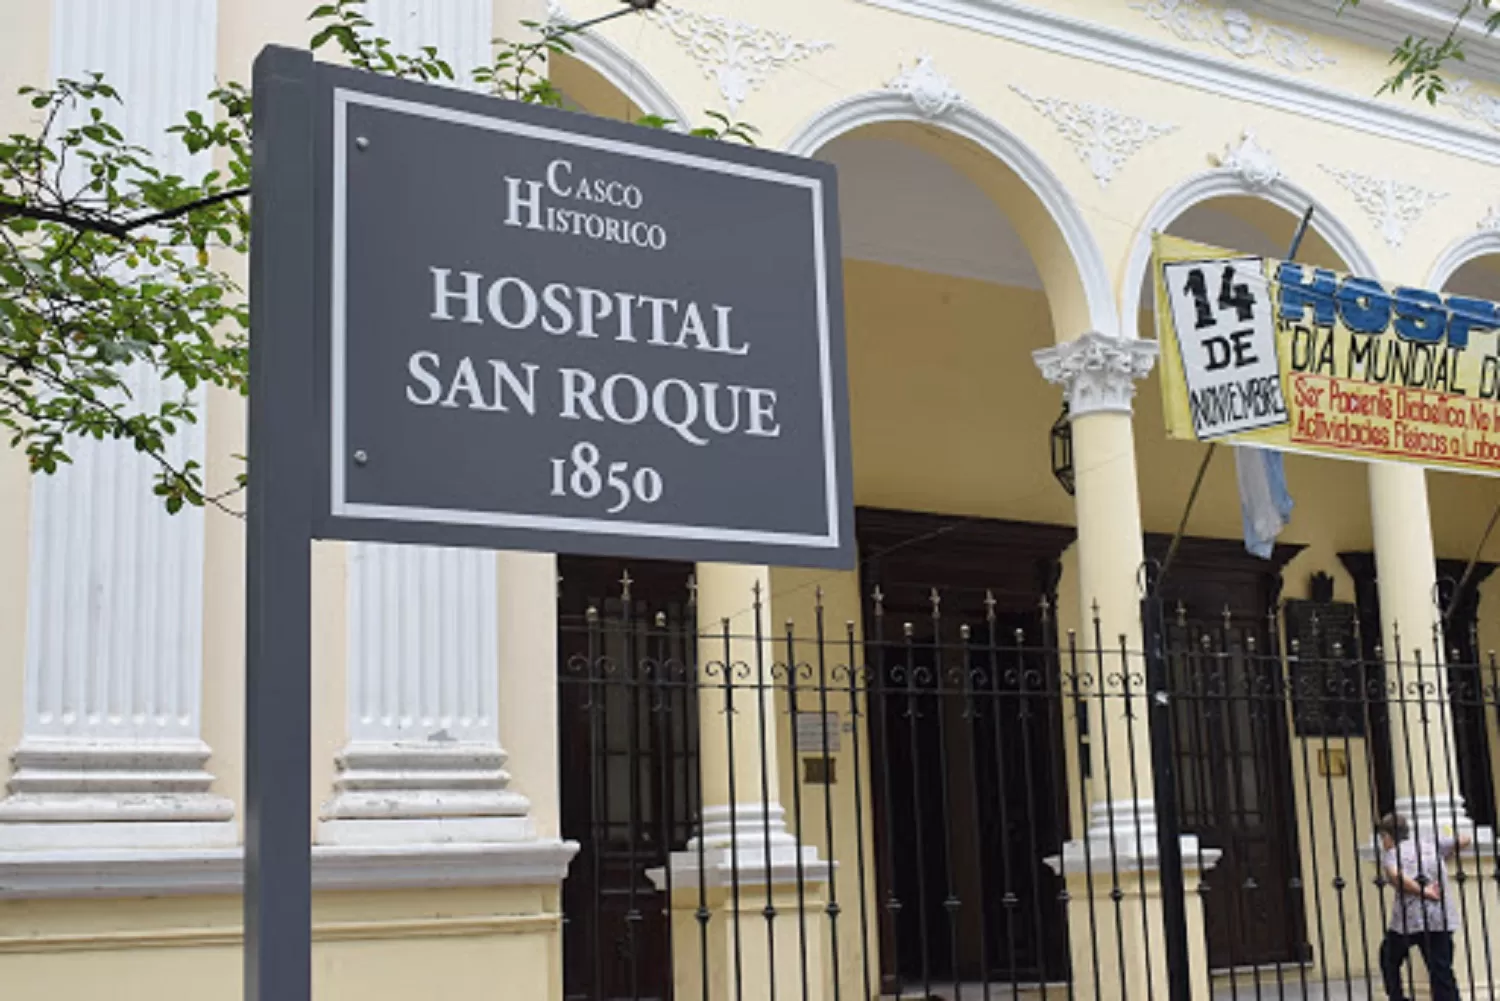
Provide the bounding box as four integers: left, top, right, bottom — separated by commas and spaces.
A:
321, 544, 532, 844
495, 551, 561, 840
1034, 331, 1165, 862
653, 563, 826, 889
1369, 462, 1472, 834
0, 0, 233, 851
320, 1, 525, 846
1036, 333, 1221, 1001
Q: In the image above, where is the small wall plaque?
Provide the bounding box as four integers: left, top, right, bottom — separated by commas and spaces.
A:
1317, 747, 1348, 778
794, 711, 842, 754
804, 757, 836, 785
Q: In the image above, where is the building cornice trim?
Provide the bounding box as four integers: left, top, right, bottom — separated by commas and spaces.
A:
857, 0, 1500, 166
1255, 0, 1500, 84
0, 839, 580, 900
0, 913, 563, 955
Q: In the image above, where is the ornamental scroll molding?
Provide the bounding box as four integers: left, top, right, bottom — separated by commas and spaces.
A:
1210, 128, 1281, 189
1318, 164, 1448, 248
647, 5, 832, 114
1443, 79, 1500, 132
1131, 0, 1336, 72
886, 55, 962, 118
1011, 85, 1177, 188
1032, 332, 1160, 417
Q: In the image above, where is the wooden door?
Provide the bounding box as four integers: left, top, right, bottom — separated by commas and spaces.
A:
859, 509, 1074, 990
558, 556, 696, 1001
1149, 536, 1311, 971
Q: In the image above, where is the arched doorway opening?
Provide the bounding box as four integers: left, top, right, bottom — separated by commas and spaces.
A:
1128, 182, 1375, 973
787, 92, 1112, 996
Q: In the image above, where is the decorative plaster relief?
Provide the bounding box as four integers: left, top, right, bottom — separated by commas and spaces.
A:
648, 5, 832, 114
1210, 128, 1281, 189
1443, 79, 1500, 133
1011, 85, 1177, 188
1319, 165, 1448, 248
886, 55, 962, 118
1132, 0, 1336, 72
1033, 332, 1160, 417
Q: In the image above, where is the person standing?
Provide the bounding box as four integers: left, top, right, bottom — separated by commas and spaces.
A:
1377, 812, 1473, 1001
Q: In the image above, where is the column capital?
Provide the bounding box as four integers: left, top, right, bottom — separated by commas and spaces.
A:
1033, 331, 1159, 417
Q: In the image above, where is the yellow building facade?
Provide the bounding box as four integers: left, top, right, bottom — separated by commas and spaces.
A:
2, 0, 1500, 998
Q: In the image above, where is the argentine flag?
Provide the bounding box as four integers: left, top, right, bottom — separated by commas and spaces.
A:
1234, 445, 1293, 559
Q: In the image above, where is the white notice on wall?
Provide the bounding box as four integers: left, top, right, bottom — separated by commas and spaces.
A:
1162, 255, 1287, 440
795, 711, 841, 754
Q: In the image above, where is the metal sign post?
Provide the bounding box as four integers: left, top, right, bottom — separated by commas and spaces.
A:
246, 46, 316, 1001
245, 43, 851, 1000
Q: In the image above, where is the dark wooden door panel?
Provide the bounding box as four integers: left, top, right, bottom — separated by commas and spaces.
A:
1148, 535, 1310, 971
560, 556, 696, 1001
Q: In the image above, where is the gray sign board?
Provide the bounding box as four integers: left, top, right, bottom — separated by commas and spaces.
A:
247, 45, 853, 1001
310, 62, 853, 568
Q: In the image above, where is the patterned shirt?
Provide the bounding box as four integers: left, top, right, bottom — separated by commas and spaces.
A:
1383, 835, 1460, 934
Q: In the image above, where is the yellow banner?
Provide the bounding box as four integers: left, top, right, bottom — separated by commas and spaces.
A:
1154, 233, 1500, 474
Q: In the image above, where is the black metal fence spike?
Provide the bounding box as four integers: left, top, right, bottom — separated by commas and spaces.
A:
551, 577, 1500, 1001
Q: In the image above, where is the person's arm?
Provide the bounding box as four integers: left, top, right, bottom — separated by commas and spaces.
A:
1442, 833, 1473, 857
1386, 863, 1441, 900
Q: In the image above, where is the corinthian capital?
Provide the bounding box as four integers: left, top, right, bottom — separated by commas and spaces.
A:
1033, 332, 1159, 417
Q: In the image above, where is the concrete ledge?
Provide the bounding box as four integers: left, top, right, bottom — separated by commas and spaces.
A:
1045, 835, 1223, 876
0, 912, 565, 954
0, 839, 579, 899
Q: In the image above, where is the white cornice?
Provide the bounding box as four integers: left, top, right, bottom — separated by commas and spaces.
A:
857, 0, 1500, 165
0, 840, 579, 899
1254, 0, 1500, 84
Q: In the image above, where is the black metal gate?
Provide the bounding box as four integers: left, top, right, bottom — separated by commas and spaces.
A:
556, 544, 1500, 1001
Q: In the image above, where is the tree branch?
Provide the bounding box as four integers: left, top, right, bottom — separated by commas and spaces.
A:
0, 185, 251, 239
0, 200, 129, 238
120, 186, 250, 232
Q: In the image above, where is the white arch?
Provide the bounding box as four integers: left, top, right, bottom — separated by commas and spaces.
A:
1121, 169, 1380, 337
553, 18, 689, 126
1427, 229, 1500, 289
783, 92, 1119, 339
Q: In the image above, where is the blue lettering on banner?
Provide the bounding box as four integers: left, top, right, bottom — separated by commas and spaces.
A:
1276, 264, 1500, 350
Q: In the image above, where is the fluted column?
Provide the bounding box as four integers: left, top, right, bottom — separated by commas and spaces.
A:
320, 0, 538, 846
0, 0, 234, 851
320, 544, 532, 844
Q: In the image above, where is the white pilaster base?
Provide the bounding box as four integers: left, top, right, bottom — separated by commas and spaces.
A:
1357, 795, 1497, 861
1045, 799, 1222, 874
318, 741, 535, 846
0, 739, 236, 850
647, 803, 832, 890
1396, 794, 1477, 838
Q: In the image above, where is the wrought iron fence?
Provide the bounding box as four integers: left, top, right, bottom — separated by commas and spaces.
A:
556, 574, 1500, 1001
